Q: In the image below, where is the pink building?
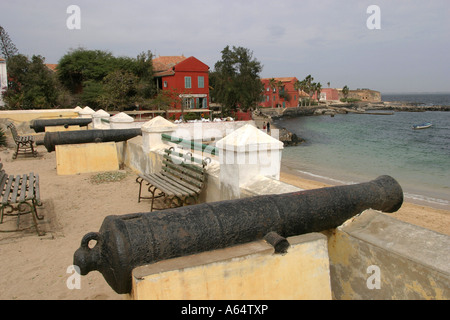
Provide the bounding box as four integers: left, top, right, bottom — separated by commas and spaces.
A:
319, 88, 340, 101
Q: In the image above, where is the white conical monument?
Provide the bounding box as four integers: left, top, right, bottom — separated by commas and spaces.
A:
141, 116, 178, 152
216, 124, 283, 199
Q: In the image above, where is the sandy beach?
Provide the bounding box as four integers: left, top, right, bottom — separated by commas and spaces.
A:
0, 143, 448, 300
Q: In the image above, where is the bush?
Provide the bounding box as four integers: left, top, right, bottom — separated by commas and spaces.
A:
183, 112, 201, 121
340, 98, 361, 103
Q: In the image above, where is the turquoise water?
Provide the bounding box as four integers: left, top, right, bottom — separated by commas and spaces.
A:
276, 111, 450, 209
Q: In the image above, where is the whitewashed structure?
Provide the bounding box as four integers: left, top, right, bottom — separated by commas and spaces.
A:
0, 58, 7, 107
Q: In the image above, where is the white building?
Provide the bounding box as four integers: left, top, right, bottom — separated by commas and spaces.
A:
0, 58, 7, 107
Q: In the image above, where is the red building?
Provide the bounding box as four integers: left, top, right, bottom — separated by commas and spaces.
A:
260, 77, 306, 108
153, 55, 210, 115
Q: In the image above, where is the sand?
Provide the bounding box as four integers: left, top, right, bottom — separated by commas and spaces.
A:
0, 144, 448, 300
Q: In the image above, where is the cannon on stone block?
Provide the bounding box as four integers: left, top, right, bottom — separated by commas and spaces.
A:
30, 118, 93, 133
39, 128, 142, 152
73, 175, 403, 294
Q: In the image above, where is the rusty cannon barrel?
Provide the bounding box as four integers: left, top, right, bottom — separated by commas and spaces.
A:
42, 128, 142, 152
30, 118, 93, 133
73, 175, 403, 294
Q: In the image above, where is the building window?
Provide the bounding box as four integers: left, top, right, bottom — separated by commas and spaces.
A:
198, 76, 204, 88
185, 77, 192, 89
164, 81, 168, 88
183, 97, 194, 109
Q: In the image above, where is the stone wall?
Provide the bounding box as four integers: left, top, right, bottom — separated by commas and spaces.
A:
340, 89, 381, 102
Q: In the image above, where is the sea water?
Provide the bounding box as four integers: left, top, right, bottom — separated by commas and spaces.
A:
276, 101, 450, 210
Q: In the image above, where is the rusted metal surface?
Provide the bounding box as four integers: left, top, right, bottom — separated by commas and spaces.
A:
30, 118, 93, 133
73, 175, 403, 294
41, 128, 141, 152
264, 231, 290, 254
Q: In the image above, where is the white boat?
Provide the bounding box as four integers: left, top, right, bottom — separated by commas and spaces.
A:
412, 122, 432, 130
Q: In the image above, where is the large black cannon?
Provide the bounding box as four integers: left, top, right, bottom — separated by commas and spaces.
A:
73, 175, 403, 294
40, 128, 142, 152
30, 118, 93, 133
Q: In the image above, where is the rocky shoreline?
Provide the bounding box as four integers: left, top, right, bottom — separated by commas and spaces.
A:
277, 101, 450, 118
260, 101, 449, 146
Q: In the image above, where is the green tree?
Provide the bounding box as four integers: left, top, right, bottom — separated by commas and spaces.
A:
303, 75, 314, 106
149, 89, 181, 119
210, 45, 263, 113
342, 85, 349, 100
97, 70, 139, 111
0, 25, 19, 60
315, 82, 322, 103
299, 75, 321, 106
3, 54, 60, 109
268, 78, 277, 108
57, 48, 157, 110
133, 50, 157, 104
57, 48, 116, 94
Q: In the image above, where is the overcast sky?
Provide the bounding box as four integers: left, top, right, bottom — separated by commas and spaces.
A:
1, 0, 449, 94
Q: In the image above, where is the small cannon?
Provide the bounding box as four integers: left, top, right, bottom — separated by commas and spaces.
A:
40, 128, 142, 152
73, 175, 403, 294
30, 118, 93, 133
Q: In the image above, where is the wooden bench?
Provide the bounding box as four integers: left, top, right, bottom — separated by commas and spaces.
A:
0, 162, 44, 235
7, 122, 38, 159
136, 148, 209, 211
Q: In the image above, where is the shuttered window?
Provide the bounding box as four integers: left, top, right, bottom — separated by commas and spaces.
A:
198, 76, 204, 88
185, 77, 192, 89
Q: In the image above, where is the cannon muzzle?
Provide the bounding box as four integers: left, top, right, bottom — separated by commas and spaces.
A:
42, 128, 142, 152
74, 175, 403, 294
30, 118, 93, 133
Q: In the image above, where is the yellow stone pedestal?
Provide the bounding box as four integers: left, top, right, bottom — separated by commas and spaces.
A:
131, 233, 332, 300
55, 142, 119, 175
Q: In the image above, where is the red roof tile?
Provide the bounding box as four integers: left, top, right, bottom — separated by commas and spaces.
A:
45, 64, 58, 71
153, 55, 187, 72
261, 77, 297, 83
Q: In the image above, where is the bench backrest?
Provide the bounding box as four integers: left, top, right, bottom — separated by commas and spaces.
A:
0, 162, 7, 197
162, 148, 208, 192
7, 123, 20, 141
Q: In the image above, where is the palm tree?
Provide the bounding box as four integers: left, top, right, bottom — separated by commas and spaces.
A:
268, 78, 277, 108
315, 82, 322, 103
299, 79, 308, 107
294, 80, 301, 107
342, 85, 349, 101
304, 75, 314, 106
276, 80, 283, 107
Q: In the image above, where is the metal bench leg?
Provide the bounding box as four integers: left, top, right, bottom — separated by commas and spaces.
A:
30, 205, 44, 236
150, 187, 159, 212
13, 144, 19, 159
136, 177, 144, 203
30, 142, 38, 157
